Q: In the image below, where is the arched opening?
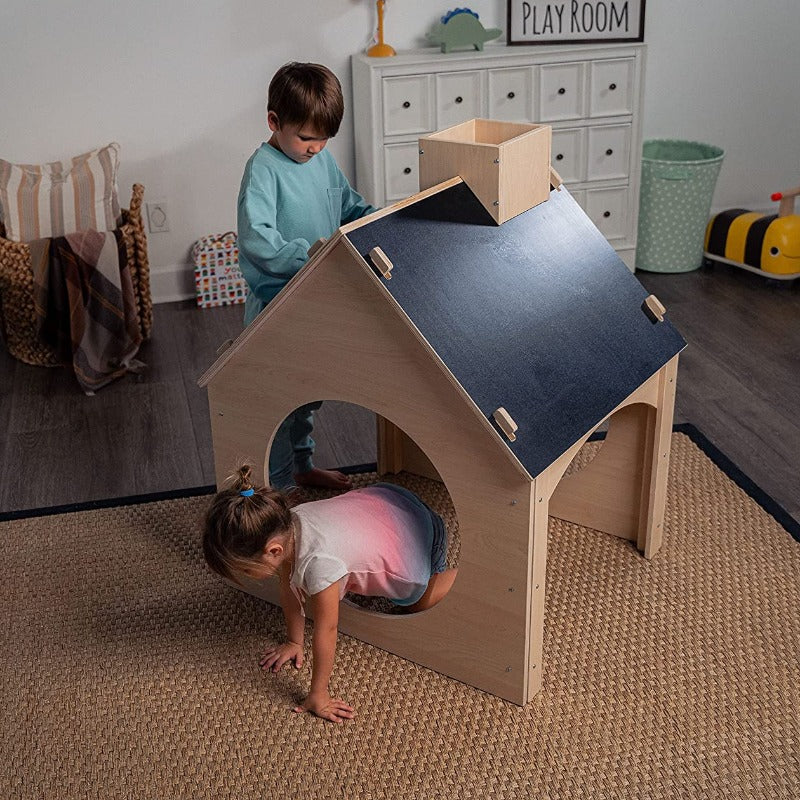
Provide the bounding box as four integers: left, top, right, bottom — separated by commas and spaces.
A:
560, 427, 607, 479
549, 402, 658, 543
267, 400, 460, 614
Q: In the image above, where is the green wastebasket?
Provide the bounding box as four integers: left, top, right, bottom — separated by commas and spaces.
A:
635, 139, 724, 273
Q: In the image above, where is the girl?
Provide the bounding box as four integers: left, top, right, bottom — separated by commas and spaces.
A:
203, 465, 457, 723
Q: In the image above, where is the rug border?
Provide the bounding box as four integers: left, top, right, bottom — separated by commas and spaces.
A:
1, 429, 798, 542
0, 484, 217, 523
671, 422, 799, 542
0, 464, 377, 524
588, 422, 799, 543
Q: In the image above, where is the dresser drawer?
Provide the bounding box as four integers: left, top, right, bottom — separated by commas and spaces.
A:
551, 127, 585, 184
537, 62, 584, 121
589, 58, 635, 117
586, 124, 631, 180
436, 71, 484, 128
584, 186, 629, 241
384, 142, 420, 201
488, 67, 532, 122
382, 75, 433, 136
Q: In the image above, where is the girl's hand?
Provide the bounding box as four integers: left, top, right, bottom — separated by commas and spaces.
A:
260, 641, 304, 672
293, 690, 355, 723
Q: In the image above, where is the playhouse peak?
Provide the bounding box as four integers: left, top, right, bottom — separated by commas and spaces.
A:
418, 118, 556, 224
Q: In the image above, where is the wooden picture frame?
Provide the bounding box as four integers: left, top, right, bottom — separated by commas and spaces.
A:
507, 0, 645, 46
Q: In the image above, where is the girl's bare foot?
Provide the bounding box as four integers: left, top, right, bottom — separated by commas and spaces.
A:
294, 467, 352, 490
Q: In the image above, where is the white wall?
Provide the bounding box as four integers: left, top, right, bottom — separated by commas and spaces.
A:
642, 0, 800, 213
2, 0, 798, 300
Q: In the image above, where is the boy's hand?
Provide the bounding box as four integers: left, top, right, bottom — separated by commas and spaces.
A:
294, 690, 355, 723
260, 641, 304, 672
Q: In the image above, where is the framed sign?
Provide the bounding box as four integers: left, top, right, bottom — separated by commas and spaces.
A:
508, 0, 645, 45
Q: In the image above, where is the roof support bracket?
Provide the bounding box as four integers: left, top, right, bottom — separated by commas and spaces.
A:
493, 407, 518, 442
642, 294, 666, 323
369, 246, 394, 280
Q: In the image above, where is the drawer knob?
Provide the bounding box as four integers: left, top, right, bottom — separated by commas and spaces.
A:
455, 96, 463, 103
507, 91, 515, 99
605, 148, 614, 156
603, 211, 611, 218
558, 87, 566, 95
402, 100, 411, 109
556, 153, 564, 161
403, 167, 412, 175
609, 83, 617, 91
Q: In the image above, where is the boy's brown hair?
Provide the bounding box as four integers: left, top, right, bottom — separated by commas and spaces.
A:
268, 62, 344, 138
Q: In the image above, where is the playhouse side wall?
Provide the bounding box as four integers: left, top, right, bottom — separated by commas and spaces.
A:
205, 240, 539, 704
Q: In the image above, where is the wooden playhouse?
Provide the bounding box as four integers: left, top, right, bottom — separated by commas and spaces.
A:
199, 120, 686, 705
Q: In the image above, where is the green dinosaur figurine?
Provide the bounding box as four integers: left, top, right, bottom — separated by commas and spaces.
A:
427, 8, 502, 53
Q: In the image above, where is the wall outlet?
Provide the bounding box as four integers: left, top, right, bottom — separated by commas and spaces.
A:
146, 201, 170, 233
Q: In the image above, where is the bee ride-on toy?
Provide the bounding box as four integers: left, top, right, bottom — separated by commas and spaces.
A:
704, 183, 800, 280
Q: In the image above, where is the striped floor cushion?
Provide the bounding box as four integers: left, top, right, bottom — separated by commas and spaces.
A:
0, 142, 121, 243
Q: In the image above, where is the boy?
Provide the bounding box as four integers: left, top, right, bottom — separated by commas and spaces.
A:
237, 62, 378, 492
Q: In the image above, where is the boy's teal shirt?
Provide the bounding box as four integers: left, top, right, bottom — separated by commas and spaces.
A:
237, 142, 377, 325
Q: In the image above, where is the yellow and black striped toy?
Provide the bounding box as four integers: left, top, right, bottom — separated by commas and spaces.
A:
704, 185, 800, 280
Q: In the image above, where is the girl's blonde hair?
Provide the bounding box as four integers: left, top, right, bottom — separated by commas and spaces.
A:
203, 465, 293, 583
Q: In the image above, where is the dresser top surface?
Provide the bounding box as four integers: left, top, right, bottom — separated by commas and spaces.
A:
353, 42, 645, 70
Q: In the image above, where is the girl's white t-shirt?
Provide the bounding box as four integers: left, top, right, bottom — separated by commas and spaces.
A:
290, 485, 437, 608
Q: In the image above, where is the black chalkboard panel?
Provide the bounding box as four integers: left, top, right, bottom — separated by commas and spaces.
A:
346, 182, 686, 478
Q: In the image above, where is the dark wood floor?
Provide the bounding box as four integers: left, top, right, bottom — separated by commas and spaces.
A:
1, 260, 798, 524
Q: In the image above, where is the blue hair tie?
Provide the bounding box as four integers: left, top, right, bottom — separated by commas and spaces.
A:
240, 488, 255, 497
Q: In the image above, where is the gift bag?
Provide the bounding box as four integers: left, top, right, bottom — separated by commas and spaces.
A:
192, 231, 248, 307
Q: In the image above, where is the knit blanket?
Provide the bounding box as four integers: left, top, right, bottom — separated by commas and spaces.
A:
29, 229, 143, 394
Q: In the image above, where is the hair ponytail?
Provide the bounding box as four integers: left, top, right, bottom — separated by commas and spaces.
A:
203, 464, 293, 582
234, 464, 253, 491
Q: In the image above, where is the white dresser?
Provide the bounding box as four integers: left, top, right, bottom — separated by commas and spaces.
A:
351, 44, 645, 268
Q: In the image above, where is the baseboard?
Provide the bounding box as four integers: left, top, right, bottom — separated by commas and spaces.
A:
150, 263, 195, 303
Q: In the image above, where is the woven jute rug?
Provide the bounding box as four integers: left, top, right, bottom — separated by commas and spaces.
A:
2, 430, 798, 799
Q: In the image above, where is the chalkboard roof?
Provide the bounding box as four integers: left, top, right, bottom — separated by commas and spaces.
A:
345, 181, 686, 478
